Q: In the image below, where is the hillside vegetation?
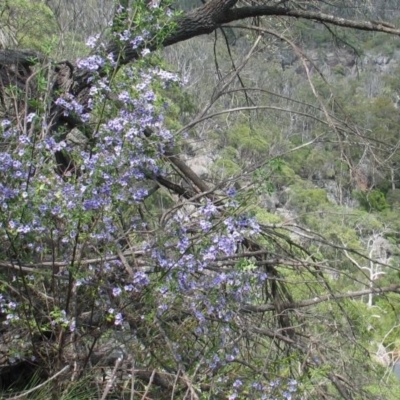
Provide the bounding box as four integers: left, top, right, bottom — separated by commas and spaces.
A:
1, 1, 400, 399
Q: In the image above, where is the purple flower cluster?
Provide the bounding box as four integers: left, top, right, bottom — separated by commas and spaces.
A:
77, 55, 105, 71
228, 378, 299, 399
0, 44, 181, 291
0, 295, 19, 326
50, 309, 75, 332
108, 308, 123, 326
55, 94, 84, 116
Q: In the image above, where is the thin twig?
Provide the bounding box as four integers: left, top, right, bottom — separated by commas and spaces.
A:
141, 369, 156, 400
100, 357, 123, 400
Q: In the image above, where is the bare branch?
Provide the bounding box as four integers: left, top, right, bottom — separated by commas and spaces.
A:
241, 284, 400, 313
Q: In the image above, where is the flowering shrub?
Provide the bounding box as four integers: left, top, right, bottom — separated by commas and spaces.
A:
0, 3, 298, 397
0, 50, 289, 393
1, 1, 393, 399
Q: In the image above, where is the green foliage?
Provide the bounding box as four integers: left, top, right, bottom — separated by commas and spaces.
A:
58, 33, 90, 59
289, 184, 329, 212
109, 0, 181, 52
287, 144, 337, 180
269, 162, 300, 188
333, 63, 346, 76
294, 21, 332, 46
0, 0, 58, 51
161, 82, 196, 115
383, 64, 400, 93
386, 189, 400, 208
364, 382, 400, 400
228, 123, 269, 158
251, 207, 282, 224
355, 189, 390, 212
213, 157, 241, 177
364, 32, 398, 55
252, 158, 287, 194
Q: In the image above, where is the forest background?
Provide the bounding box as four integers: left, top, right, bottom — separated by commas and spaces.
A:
1, 0, 400, 399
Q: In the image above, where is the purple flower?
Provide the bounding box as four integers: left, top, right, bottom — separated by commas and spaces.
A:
45, 137, 66, 152
287, 379, 298, 392
269, 379, 281, 388
118, 30, 131, 42
83, 198, 101, 210
114, 313, 123, 325
17, 225, 31, 234
51, 205, 61, 215
85, 34, 100, 48
124, 284, 134, 292
200, 220, 212, 232
213, 273, 226, 286
144, 90, 155, 102
177, 235, 190, 254
201, 201, 218, 217
194, 310, 205, 323
26, 113, 36, 122
8, 301, 17, 310
131, 35, 144, 49
133, 271, 150, 287
216, 235, 236, 256
77, 55, 105, 71
106, 53, 117, 67
133, 188, 148, 201
233, 380, 242, 388
252, 382, 264, 391
1, 119, 11, 128
118, 91, 132, 104
141, 48, 151, 57
226, 187, 237, 197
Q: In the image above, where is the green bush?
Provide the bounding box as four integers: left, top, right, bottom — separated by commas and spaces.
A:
354, 189, 389, 212
226, 123, 269, 159
0, 0, 57, 51
387, 189, 400, 209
